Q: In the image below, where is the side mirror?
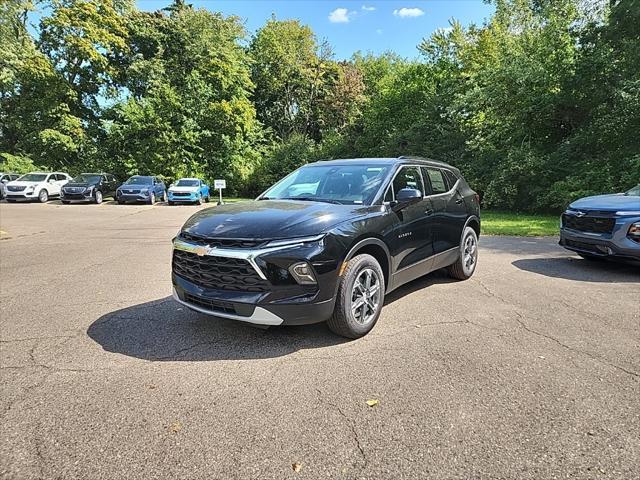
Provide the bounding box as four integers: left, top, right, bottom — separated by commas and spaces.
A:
1, 179, 8, 184
395, 188, 422, 207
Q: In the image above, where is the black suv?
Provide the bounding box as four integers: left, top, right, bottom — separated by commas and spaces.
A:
172, 157, 480, 338
61, 173, 120, 204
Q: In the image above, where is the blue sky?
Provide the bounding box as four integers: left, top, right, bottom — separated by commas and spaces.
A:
136, 1, 495, 59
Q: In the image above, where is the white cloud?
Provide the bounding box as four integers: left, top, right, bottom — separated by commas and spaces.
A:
376, 29, 383, 35
362, 5, 376, 11
329, 8, 353, 23
393, 7, 425, 18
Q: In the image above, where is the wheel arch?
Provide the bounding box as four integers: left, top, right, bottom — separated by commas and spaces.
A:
344, 237, 391, 290
464, 215, 480, 238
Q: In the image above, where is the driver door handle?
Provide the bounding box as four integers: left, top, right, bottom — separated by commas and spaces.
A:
425, 208, 434, 216
455, 198, 464, 204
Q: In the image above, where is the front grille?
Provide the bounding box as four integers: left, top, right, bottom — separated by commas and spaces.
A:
179, 232, 265, 249
565, 239, 604, 254
184, 293, 238, 315
172, 249, 269, 292
64, 187, 85, 194
121, 189, 140, 194
562, 213, 615, 234
7, 186, 26, 192
172, 192, 191, 197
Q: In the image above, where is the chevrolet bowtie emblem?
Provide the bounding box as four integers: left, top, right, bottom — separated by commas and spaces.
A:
194, 246, 209, 257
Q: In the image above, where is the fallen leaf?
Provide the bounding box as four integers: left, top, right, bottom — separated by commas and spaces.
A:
169, 421, 182, 433
292, 462, 303, 472
147, 384, 157, 390
366, 399, 379, 407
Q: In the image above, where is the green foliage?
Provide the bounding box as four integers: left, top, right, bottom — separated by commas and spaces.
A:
1, 0, 638, 210
0, 152, 39, 173
481, 211, 559, 236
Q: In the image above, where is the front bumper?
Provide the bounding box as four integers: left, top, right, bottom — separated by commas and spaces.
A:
168, 191, 198, 202
61, 189, 93, 201
171, 236, 342, 326
5, 190, 38, 200
117, 191, 150, 202
559, 215, 640, 260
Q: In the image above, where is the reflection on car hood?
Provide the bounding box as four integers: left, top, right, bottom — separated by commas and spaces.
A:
169, 186, 198, 193
65, 182, 96, 188
570, 194, 640, 212
6, 181, 42, 187
182, 200, 371, 239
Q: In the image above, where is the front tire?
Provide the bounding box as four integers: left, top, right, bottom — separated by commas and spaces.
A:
94, 190, 103, 204
447, 226, 478, 280
327, 254, 385, 339
38, 189, 49, 203
147, 192, 155, 205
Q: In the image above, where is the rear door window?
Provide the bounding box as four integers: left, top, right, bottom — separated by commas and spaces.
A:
423, 168, 448, 194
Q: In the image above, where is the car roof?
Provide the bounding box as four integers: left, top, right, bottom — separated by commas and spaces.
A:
305, 156, 458, 172
177, 177, 200, 181
79, 172, 108, 175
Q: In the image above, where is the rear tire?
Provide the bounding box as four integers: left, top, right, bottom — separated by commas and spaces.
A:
327, 254, 385, 339
38, 189, 49, 203
447, 226, 478, 280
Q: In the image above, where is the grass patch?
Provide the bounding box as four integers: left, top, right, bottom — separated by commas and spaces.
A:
481, 211, 559, 236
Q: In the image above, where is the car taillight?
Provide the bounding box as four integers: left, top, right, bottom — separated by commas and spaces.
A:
628, 222, 640, 243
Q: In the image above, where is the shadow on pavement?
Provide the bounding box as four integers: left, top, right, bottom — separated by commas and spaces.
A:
512, 256, 639, 282
87, 270, 455, 361
87, 297, 348, 361
385, 268, 456, 305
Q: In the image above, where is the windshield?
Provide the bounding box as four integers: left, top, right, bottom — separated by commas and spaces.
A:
18, 173, 47, 182
71, 174, 101, 184
261, 164, 389, 205
176, 179, 199, 187
125, 176, 152, 185
624, 185, 640, 196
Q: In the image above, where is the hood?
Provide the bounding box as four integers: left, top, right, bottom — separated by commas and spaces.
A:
182, 200, 371, 240
570, 194, 640, 212
169, 186, 198, 193
7, 180, 43, 187
65, 181, 97, 188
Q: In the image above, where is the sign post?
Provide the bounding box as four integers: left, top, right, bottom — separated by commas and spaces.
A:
214, 179, 226, 205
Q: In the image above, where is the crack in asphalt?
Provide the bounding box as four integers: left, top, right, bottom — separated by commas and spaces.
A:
475, 278, 639, 379
315, 388, 367, 470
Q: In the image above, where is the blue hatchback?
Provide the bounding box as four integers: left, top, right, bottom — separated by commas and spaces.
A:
167, 178, 210, 205
560, 185, 640, 261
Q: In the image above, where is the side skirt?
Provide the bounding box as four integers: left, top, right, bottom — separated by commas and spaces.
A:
389, 247, 459, 292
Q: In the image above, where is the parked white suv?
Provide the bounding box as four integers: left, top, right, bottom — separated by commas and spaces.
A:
4, 172, 71, 203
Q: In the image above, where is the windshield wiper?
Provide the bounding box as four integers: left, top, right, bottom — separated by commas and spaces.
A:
282, 197, 343, 205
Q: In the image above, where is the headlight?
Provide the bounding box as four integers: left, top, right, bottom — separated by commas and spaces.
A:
265, 234, 325, 248
26, 186, 35, 192
140, 188, 148, 194
289, 262, 317, 285
628, 222, 640, 243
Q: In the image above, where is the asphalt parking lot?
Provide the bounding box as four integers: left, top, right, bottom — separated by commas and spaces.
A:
1, 201, 638, 479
